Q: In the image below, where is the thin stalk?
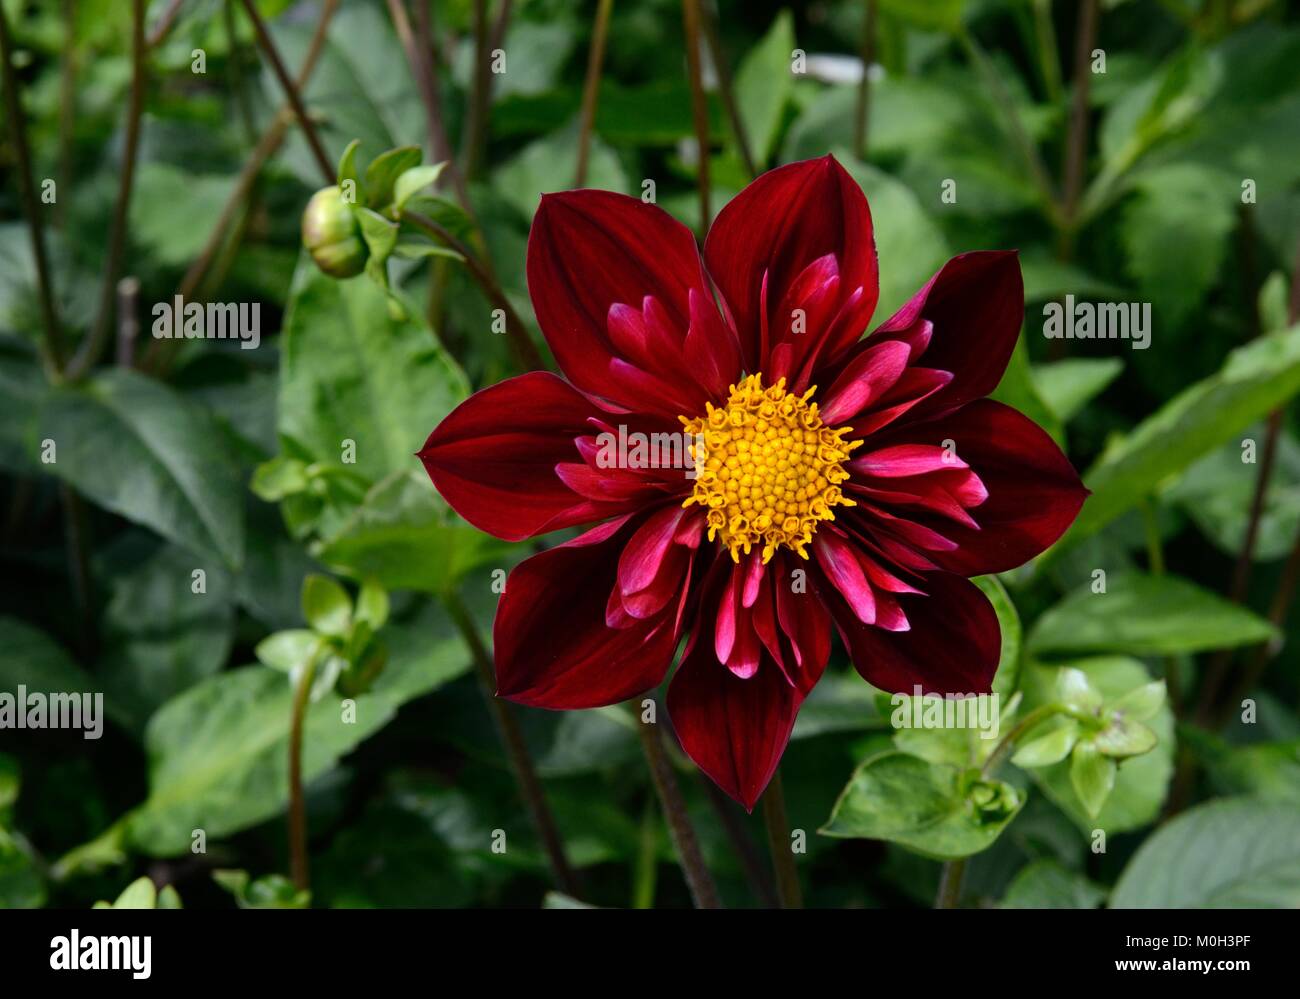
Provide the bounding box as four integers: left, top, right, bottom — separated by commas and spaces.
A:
682, 0, 710, 234
632, 793, 658, 909
288, 642, 325, 893
853, 0, 877, 161
634, 713, 722, 908
760, 770, 803, 909
699, 777, 779, 907
67, 0, 146, 381
238, 0, 334, 183
1030, 0, 1062, 104
441, 591, 581, 898
401, 210, 543, 370
147, 0, 185, 48
1058, 0, 1099, 258
0, 3, 69, 376
462, 0, 493, 180
701, 0, 755, 177
225, 0, 258, 146
57, 0, 76, 230
575, 0, 613, 187
935, 858, 967, 908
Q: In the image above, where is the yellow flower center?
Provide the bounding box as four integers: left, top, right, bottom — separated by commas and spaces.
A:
680, 374, 860, 564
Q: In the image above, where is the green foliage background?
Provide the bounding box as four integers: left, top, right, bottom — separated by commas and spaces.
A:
2, 0, 1300, 909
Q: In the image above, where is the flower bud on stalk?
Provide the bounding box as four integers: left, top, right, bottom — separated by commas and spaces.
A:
301, 185, 366, 278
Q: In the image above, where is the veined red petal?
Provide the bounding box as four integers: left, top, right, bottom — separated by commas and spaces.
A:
869, 399, 1088, 574
873, 251, 1022, 419
419, 372, 641, 541
704, 155, 879, 376
828, 571, 1000, 695
495, 516, 682, 708
527, 190, 734, 415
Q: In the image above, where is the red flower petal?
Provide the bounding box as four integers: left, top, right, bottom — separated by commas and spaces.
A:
419, 372, 654, 541
668, 632, 806, 811
827, 570, 1000, 695
873, 251, 1023, 419
527, 190, 739, 416
869, 399, 1088, 574
495, 515, 683, 708
705, 155, 879, 380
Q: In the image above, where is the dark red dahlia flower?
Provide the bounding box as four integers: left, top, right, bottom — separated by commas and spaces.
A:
419, 155, 1087, 810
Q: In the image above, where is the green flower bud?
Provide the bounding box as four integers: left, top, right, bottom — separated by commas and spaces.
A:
301, 185, 367, 278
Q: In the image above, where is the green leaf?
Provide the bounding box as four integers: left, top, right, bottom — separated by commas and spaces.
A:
1183, 729, 1300, 802
301, 574, 352, 636
213, 869, 309, 909
1112, 797, 1300, 907
1012, 720, 1079, 768
543, 892, 596, 909
1055, 323, 1300, 552
336, 138, 361, 192
356, 206, 400, 264
1070, 742, 1117, 818
392, 163, 446, 214
990, 336, 1064, 448
98, 540, 236, 734
1002, 859, 1105, 909
254, 630, 319, 672
1029, 571, 1276, 656
355, 578, 389, 630
363, 145, 422, 210
129, 163, 237, 266
314, 471, 506, 595
1111, 680, 1167, 723
37, 369, 246, 568
0, 830, 45, 908
0, 616, 97, 703
1032, 358, 1124, 423
108, 876, 158, 909
276, 256, 468, 494
1092, 715, 1157, 758
1121, 163, 1236, 327
733, 10, 795, 165
821, 751, 1023, 859
1056, 667, 1104, 712
250, 455, 310, 501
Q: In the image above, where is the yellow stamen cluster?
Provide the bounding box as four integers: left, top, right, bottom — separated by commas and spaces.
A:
681, 374, 860, 564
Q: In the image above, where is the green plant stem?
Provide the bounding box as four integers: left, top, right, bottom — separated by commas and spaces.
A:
760, 770, 803, 909
681, 0, 710, 234
935, 858, 967, 908
401, 210, 544, 370
1058, 0, 1098, 255
441, 591, 581, 898
238, 0, 334, 183
701, 0, 755, 177
575, 0, 613, 187
0, 3, 69, 377
699, 776, 779, 906
1030, 0, 1062, 104
634, 710, 722, 908
68, 0, 146, 381
853, 0, 877, 161
632, 793, 658, 909
462, 0, 493, 180
288, 642, 325, 893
